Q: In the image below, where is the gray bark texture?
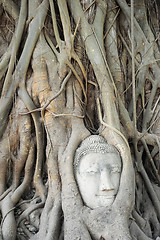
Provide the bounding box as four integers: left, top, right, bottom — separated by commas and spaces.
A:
0, 0, 159, 239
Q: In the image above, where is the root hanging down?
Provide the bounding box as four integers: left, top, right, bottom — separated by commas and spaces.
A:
0, 0, 159, 239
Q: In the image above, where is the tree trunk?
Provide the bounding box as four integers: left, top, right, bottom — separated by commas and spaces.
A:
0, 0, 159, 239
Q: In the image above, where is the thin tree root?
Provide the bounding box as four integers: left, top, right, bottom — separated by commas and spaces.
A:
97, 97, 130, 149
17, 202, 44, 227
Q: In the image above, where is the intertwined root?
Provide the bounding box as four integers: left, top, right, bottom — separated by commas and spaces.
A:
0, 0, 159, 239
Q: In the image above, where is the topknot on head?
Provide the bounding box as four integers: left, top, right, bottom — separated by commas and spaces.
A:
74, 135, 120, 170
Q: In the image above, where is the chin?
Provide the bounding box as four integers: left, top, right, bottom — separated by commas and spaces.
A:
85, 196, 115, 209
97, 197, 115, 208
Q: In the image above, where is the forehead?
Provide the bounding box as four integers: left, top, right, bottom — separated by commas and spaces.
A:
79, 152, 121, 170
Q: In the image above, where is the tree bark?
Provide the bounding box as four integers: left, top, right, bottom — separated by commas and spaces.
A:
0, 0, 159, 239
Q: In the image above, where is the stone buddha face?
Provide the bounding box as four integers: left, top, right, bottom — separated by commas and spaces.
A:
74, 136, 122, 209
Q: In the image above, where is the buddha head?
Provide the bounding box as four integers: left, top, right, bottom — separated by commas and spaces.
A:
74, 135, 122, 209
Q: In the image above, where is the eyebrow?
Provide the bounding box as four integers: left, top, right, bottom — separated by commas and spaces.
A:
81, 163, 121, 172
82, 165, 98, 171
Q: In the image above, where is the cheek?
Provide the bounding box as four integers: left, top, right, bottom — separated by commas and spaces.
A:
77, 175, 99, 194
111, 173, 121, 189
86, 178, 98, 194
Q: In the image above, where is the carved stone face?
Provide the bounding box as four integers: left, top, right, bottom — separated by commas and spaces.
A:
75, 152, 121, 209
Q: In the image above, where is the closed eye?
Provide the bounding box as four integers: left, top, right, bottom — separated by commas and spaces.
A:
89, 171, 98, 174
85, 169, 98, 174
111, 166, 121, 173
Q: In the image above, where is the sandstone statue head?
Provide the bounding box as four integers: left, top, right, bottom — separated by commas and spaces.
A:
74, 135, 122, 209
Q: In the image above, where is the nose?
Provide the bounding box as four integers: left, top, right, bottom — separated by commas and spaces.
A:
99, 170, 114, 191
